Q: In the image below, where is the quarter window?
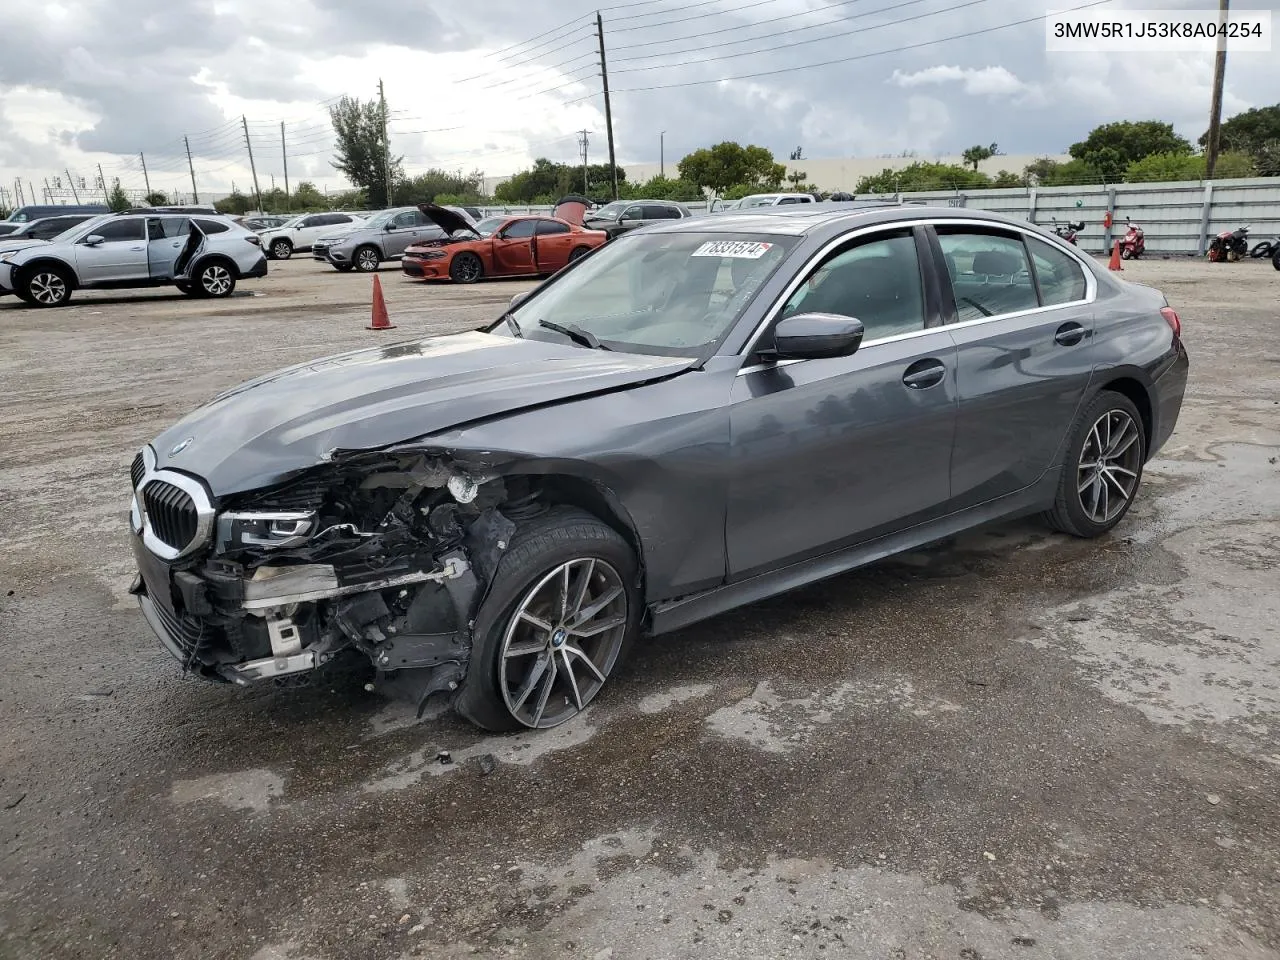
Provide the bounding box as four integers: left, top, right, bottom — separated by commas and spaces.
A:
780, 229, 926, 341
1026, 235, 1087, 306
193, 218, 230, 234
83, 219, 145, 242
936, 229, 1038, 322
535, 219, 570, 235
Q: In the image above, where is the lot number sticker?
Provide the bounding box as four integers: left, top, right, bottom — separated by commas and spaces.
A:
691, 240, 774, 259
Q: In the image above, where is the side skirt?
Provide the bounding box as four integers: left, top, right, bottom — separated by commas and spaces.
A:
646, 470, 1060, 637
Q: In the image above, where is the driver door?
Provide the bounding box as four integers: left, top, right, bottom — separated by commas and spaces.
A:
383, 210, 422, 258
492, 219, 537, 275
726, 227, 958, 577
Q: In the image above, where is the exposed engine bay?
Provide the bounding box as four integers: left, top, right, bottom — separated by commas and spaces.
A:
132, 449, 549, 715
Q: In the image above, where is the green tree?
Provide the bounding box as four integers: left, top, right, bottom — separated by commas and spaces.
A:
214, 188, 253, 216
393, 168, 485, 205
631, 175, 703, 201
329, 96, 403, 207
1256, 140, 1280, 177
1069, 120, 1192, 181
991, 170, 1022, 187
855, 162, 990, 193
1123, 150, 1254, 183
259, 186, 289, 212
961, 142, 999, 171
494, 159, 624, 203
107, 178, 131, 213
329, 188, 367, 211
1201, 104, 1280, 158
1022, 157, 1105, 186
677, 142, 787, 193
144, 191, 169, 206
291, 181, 327, 210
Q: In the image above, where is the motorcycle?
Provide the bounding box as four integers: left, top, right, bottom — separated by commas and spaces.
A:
1118, 218, 1145, 260
1249, 235, 1279, 259
1208, 224, 1250, 262
1052, 218, 1084, 245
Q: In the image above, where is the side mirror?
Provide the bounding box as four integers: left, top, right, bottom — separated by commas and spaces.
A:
385, 223, 396, 232
84, 235, 105, 247
509, 291, 530, 309
768, 313, 864, 361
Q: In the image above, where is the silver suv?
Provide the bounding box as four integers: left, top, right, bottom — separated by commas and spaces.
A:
0, 213, 268, 307
314, 206, 473, 272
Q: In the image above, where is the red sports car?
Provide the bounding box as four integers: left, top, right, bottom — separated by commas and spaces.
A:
402, 205, 608, 283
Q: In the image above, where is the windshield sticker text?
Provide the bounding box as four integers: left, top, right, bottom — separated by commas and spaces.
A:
691, 240, 773, 259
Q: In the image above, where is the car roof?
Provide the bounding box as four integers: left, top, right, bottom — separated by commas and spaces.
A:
646, 203, 1036, 238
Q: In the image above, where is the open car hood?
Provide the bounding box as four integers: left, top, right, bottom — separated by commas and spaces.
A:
150, 331, 698, 496
418, 204, 478, 236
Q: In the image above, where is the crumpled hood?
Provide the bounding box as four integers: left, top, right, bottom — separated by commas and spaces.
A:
151, 330, 696, 496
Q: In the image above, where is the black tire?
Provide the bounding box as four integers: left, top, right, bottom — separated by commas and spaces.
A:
568, 246, 590, 263
1042, 391, 1146, 538
449, 251, 483, 284
1273, 249, 1280, 271
194, 259, 237, 298
20, 265, 73, 308
353, 246, 380, 272
456, 507, 640, 732
269, 238, 293, 260
176, 281, 195, 295
1249, 241, 1272, 259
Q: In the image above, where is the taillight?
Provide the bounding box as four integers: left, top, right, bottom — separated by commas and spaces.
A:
1160, 306, 1181, 339
245, 235, 261, 246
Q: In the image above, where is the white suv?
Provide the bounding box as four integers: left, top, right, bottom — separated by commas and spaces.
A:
260, 212, 365, 260
737, 193, 817, 208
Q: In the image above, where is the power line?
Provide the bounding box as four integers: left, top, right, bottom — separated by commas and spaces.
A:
570, 0, 1115, 97
607, 0, 757, 27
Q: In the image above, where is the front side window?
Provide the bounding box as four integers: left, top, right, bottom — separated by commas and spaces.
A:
501, 219, 537, 239
82, 219, 145, 242
1026, 235, 1087, 306
590, 201, 626, 221
619, 206, 644, 222
936, 229, 1038, 321
780, 230, 925, 341
391, 211, 418, 229
502, 231, 798, 356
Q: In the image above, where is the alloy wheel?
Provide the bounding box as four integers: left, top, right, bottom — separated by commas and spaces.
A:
1077, 410, 1142, 524
499, 558, 628, 728
202, 265, 232, 295
29, 272, 67, 305
357, 248, 379, 271
454, 255, 481, 282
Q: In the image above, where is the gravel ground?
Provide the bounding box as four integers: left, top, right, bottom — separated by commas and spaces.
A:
0, 254, 1278, 960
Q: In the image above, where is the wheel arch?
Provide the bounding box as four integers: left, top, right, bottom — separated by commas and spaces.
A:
191, 252, 240, 279
1092, 370, 1155, 460
13, 256, 78, 290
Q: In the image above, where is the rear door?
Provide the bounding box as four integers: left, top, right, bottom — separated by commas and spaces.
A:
931, 224, 1096, 509
146, 216, 192, 278
74, 218, 149, 282
492, 219, 537, 275
533, 219, 573, 272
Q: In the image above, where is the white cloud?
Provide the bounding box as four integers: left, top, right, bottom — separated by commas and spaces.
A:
890, 65, 1031, 98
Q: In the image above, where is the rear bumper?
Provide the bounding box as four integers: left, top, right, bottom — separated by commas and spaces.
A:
242, 255, 269, 279
1149, 339, 1189, 459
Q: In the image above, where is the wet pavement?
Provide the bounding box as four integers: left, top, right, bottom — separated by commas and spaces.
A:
1, 256, 1278, 960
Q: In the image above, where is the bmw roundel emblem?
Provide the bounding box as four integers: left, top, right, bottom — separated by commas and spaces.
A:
169, 437, 194, 458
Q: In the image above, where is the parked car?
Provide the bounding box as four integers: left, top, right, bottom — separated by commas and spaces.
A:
0, 224, 23, 237
0, 214, 100, 251
125, 205, 1186, 732
125, 206, 219, 216
709, 199, 743, 213
401, 206, 608, 283
260, 212, 366, 260
0, 212, 266, 306
239, 216, 290, 232
582, 199, 691, 239
315, 206, 473, 271
4, 203, 110, 224
737, 193, 817, 208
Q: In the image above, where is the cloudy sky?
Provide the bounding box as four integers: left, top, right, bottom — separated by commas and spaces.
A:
2, 0, 1276, 202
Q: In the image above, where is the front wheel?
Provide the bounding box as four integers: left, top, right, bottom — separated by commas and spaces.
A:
1043, 391, 1146, 538
450, 251, 483, 283
457, 508, 639, 732
353, 246, 380, 272
1249, 241, 1272, 259
195, 261, 236, 298
334, 263, 354, 273
22, 267, 73, 307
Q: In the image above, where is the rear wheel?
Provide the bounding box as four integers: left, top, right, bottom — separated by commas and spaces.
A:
195, 260, 236, 298
354, 246, 380, 272
1043, 391, 1146, 538
568, 246, 590, 263
457, 508, 638, 732
1120, 246, 1135, 260
269, 239, 293, 260
450, 251, 483, 284
22, 266, 73, 307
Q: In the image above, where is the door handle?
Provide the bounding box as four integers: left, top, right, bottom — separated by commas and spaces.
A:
1054, 322, 1086, 346
130, 246, 144, 251
902, 358, 946, 389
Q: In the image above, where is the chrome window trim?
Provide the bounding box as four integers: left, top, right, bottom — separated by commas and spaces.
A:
734, 217, 1097, 377
131, 445, 216, 560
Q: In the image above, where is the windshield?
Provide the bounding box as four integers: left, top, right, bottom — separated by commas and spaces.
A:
364, 211, 395, 229
738, 195, 777, 208
277, 216, 303, 229
53, 214, 112, 243
473, 217, 504, 238
589, 201, 627, 221
499, 231, 797, 357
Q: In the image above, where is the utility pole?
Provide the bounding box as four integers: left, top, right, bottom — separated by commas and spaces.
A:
1204, 0, 1230, 179
281, 121, 290, 211
595, 13, 618, 201
97, 163, 109, 204
379, 79, 392, 207
578, 129, 590, 193
140, 152, 152, 198
65, 168, 80, 203
242, 115, 263, 212
44, 177, 52, 203
660, 131, 665, 179
184, 136, 200, 203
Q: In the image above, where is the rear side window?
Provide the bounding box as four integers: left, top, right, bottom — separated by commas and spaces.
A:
84, 219, 145, 242
1026, 236, 1087, 306
936, 229, 1038, 322
147, 217, 190, 239
194, 219, 230, 235
536, 219, 570, 235
31, 219, 78, 240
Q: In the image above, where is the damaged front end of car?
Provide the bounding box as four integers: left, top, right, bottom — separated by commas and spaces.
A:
128, 443, 532, 714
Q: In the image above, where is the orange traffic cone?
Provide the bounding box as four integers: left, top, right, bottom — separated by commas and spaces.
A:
367, 274, 396, 330
1108, 240, 1123, 271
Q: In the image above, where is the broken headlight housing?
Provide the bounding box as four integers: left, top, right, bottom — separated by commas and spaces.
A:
216, 510, 318, 554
